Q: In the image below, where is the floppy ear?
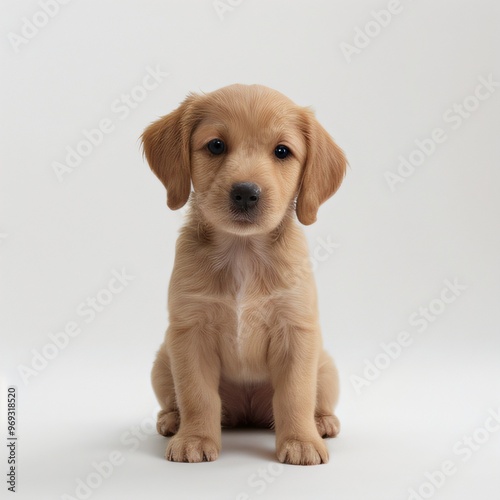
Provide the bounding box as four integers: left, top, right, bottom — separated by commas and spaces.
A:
141, 95, 197, 210
296, 110, 347, 225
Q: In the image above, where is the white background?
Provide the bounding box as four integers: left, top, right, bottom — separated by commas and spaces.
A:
1, 1, 499, 499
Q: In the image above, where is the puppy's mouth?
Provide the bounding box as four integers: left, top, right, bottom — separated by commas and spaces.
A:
229, 208, 259, 224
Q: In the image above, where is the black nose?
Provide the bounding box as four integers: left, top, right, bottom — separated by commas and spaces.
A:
230, 182, 261, 210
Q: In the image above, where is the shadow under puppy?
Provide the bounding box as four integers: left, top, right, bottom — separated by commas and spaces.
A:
142, 84, 347, 465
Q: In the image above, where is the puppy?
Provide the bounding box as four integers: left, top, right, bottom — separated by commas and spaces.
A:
142, 84, 346, 465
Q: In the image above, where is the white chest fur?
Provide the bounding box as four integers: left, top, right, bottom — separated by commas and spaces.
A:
232, 248, 248, 355
212, 236, 271, 379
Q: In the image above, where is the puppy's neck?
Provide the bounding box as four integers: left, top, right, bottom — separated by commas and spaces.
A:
180, 198, 310, 292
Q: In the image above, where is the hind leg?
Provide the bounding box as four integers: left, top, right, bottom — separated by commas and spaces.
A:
151, 346, 179, 436
315, 350, 341, 438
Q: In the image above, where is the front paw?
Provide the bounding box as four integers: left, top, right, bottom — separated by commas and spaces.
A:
277, 437, 329, 465
166, 434, 220, 463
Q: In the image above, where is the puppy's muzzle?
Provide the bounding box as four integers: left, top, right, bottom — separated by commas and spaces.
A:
230, 182, 261, 212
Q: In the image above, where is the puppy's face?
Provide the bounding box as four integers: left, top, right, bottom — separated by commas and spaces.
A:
190, 88, 306, 235
142, 84, 346, 231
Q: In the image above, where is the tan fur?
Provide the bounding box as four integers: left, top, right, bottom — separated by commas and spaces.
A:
143, 84, 346, 465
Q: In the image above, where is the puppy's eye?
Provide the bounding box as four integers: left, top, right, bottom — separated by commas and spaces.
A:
207, 138, 226, 155
274, 145, 291, 160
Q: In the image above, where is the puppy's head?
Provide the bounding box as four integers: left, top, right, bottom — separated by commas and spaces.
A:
142, 84, 346, 234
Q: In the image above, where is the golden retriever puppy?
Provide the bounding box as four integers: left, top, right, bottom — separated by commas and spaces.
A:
142, 84, 346, 465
